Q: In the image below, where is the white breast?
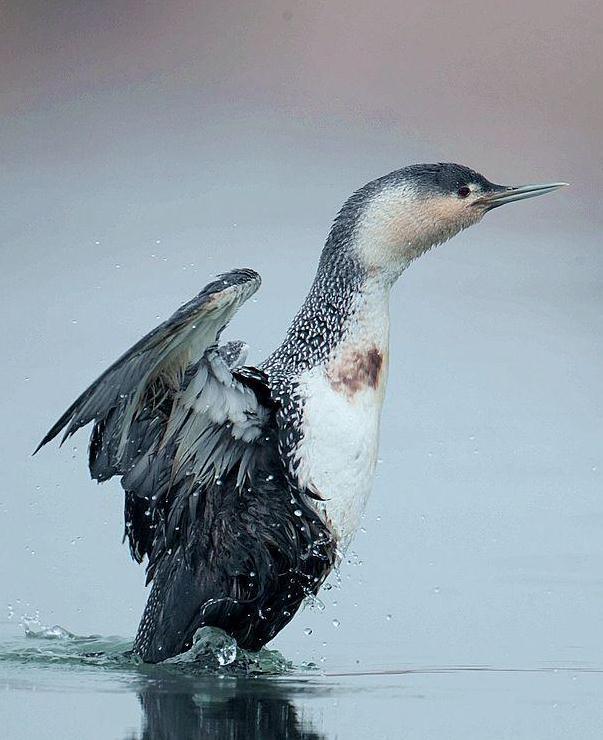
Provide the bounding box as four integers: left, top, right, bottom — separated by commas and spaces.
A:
292, 287, 390, 550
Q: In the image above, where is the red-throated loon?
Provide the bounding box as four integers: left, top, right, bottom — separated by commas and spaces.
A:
36, 163, 566, 662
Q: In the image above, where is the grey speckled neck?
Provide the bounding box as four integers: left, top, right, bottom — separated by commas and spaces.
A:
261, 175, 406, 381
261, 243, 365, 379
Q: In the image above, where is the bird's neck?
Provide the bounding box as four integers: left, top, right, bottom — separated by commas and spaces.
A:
264, 248, 392, 376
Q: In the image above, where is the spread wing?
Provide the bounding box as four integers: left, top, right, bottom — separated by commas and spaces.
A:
35, 268, 273, 572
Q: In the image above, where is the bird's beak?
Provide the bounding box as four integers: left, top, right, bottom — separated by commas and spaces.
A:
474, 182, 568, 210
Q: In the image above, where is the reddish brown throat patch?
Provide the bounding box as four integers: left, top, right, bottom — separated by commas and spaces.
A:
328, 347, 384, 397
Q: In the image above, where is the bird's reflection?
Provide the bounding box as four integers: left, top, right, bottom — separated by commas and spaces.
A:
130, 673, 325, 740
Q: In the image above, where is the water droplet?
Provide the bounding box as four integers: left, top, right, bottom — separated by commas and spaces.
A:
386, 613, 392, 621
304, 627, 312, 636
249, 571, 256, 578
433, 586, 441, 594
294, 509, 302, 517
217, 641, 237, 666
332, 619, 340, 628
304, 594, 325, 611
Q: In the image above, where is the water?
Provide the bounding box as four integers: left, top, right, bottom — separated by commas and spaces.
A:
2, 621, 603, 739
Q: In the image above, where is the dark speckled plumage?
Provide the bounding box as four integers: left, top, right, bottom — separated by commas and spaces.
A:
37, 266, 339, 661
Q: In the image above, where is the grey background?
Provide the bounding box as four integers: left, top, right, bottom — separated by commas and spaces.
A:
1, 0, 602, 680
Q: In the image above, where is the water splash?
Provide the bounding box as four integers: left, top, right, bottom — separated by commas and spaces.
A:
0, 618, 135, 668
0, 621, 300, 676
24, 623, 77, 640
165, 626, 293, 675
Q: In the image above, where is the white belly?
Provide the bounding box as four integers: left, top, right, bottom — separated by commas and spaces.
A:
293, 361, 387, 550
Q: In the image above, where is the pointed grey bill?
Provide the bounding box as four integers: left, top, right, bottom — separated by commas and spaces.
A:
475, 182, 568, 209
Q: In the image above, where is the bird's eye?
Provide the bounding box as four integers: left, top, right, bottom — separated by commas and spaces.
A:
457, 186, 471, 198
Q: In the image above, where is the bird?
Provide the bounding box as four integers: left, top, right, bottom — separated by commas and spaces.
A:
35, 163, 566, 663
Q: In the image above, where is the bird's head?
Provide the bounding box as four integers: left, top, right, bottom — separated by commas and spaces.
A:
325, 163, 566, 280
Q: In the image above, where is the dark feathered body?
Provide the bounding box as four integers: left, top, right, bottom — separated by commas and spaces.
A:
131, 372, 335, 661
37, 268, 341, 662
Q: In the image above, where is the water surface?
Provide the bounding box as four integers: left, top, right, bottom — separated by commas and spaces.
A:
2, 621, 602, 739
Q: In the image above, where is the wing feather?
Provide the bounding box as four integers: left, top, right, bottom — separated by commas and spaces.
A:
35, 268, 261, 454
36, 268, 273, 570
